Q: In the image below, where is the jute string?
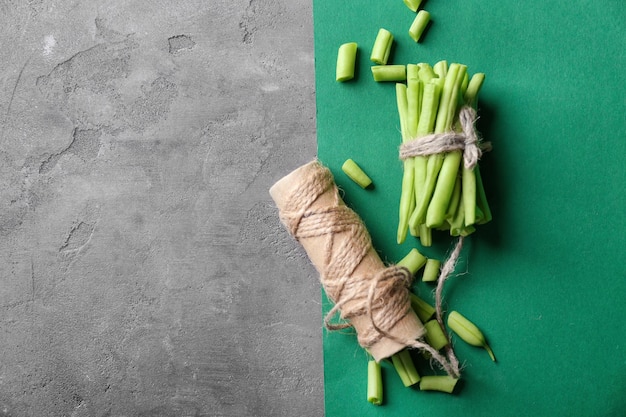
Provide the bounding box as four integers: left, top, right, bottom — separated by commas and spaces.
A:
399, 106, 491, 169
279, 163, 460, 377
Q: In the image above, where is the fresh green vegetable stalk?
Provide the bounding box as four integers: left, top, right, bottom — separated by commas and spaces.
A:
413, 63, 465, 229
409, 293, 435, 322
402, 0, 423, 12
396, 83, 415, 244
409, 10, 430, 42
445, 175, 462, 221
336, 42, 358, 82
396, 248, 427, 275
407, 79, 442, 239
419, 375, 459, 393
424, 64, 468, 228
461, 73, 486, 226
433, 60, 448, 79
370, 28, 394, 65
424, 319, 449, 350
372, 65, 406, 82
367, 360, 383, 405
341, 159, 372, 188
475, 166, 492, 224
448, 311, 496, 361
391, 349, 420, 387
422, 258, 441, 282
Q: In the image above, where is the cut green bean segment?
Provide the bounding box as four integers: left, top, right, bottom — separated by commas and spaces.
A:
391, 349, 420, 387
370, 28, 393, 65
418, 64, 437, 83
418, 224, 431, 247
449, 196, 465, 236
335, 42, 358, 82
424, 320, 450, 350
402, 0, 423, 12
372, 65, 406, 82
406, 67, 421, 138
448, 311, 496, 361
396, 248, 427, 275
409, 293, 435, 323
342, 159, 372, 188
408, 80, 442, 235
425, 64, 468, 228
433, 60, 448, 79
464, 72, 486, 106
462, 165, 477, 226
409, 10, 430, 42
445, 175, 462, 220
367, 360, 383, 405
396, 84, 414, 244
475, 166, 492, 224
422, 258, 441, 282
419, 375, 459, 393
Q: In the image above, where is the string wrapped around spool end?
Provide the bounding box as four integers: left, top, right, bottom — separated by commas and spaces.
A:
270, 160, 458, 376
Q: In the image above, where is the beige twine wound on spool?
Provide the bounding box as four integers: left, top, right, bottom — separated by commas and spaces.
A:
278, 163, 460, 377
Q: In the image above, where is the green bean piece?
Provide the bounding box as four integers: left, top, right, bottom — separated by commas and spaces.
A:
409, 293, 435, 323
406, 65, 421, 138
391, 349, 421, 387
341, 159, 372, 188
459, 224, 476, 236
418, 223, 431, 247
461, 71, 470, 96
414, 64, 464, 228
475, 166, 492, 224
458, 72, 487, 225
407, 63, 420, 81
419, 375, 459, 393
367, 360, 383, 405
408, 80, 442, 234
409, 10, 430, 42
370, 28, 393, 65
402, 0, 423, 12
371, 65, 406, 82
449, 196, 465, 237
474, 205, 485, 224
396, 84, 415, 244
425, 64, 468, 228
448, 311, 496, 361
422, 258, 440, 282
433, 60, 448, 79
445, 175, 462, 221
335, 42, 358, 82
424, 320, 449, 350
396, 248, 427, 276
398, 160, 415, 244
464, 72, 486, 107
462, 165, 477, 226
418, 63, 437, 83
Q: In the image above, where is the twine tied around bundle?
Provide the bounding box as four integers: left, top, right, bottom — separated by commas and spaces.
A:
399, 106, 491, 169
277, 162, 461, 377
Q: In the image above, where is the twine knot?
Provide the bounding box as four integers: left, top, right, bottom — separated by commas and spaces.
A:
399, 106, 491, 169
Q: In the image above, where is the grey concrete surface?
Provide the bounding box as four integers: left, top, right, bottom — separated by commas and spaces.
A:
0, 1, 322, 416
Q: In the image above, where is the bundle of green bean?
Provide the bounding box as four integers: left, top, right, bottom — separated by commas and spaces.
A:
395, 61, 492, 246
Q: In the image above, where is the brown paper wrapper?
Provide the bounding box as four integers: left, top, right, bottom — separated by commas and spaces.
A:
269, 160, 424, 361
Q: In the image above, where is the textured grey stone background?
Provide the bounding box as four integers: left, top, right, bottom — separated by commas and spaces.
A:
0, 1, 322, 415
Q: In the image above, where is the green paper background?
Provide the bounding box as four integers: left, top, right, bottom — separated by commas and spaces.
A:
313, 1, 626, 416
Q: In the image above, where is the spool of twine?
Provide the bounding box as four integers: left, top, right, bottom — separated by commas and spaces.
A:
270, 161, 460, 376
